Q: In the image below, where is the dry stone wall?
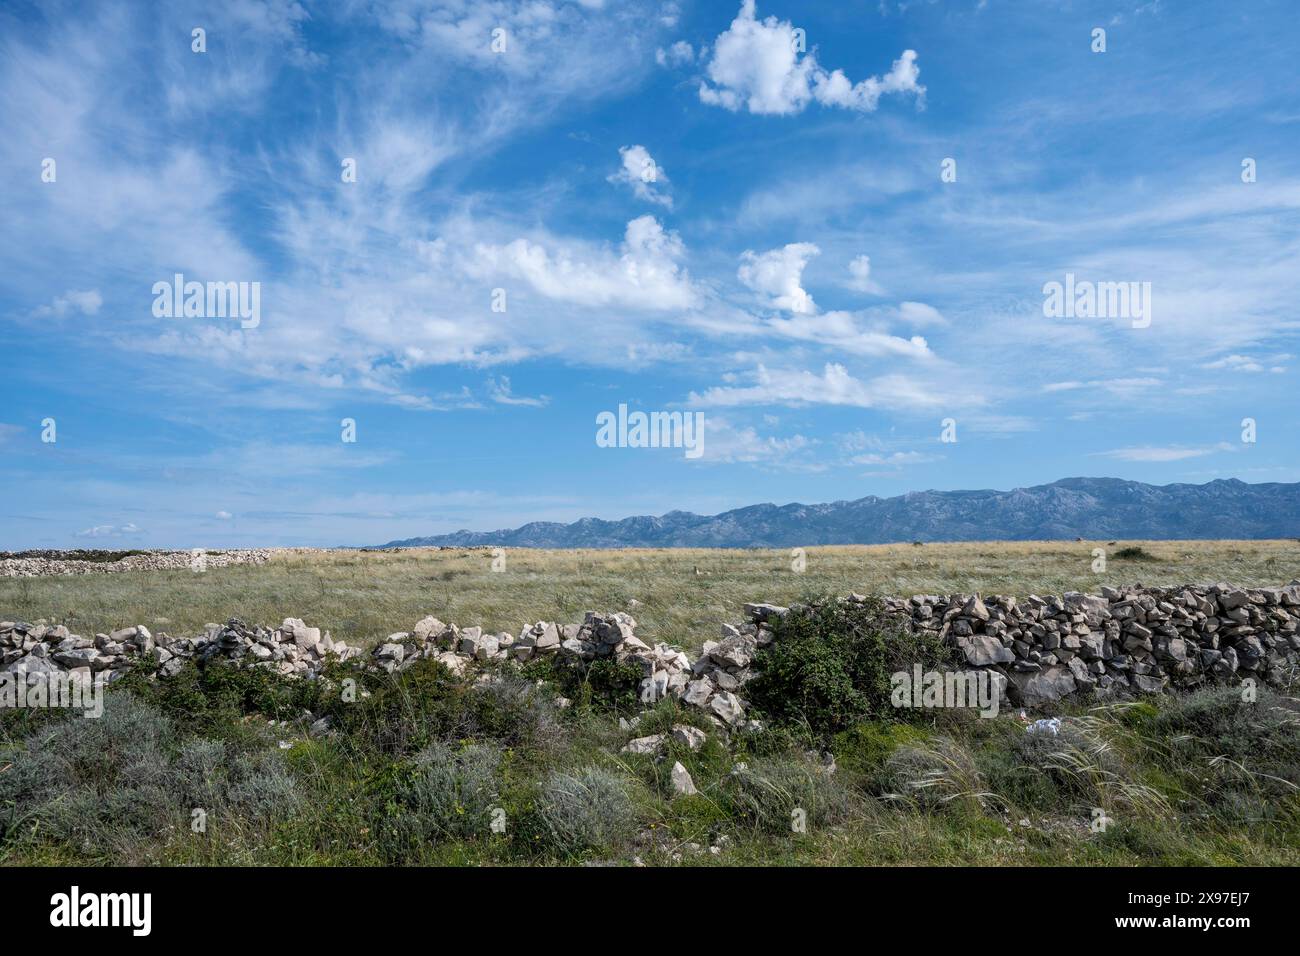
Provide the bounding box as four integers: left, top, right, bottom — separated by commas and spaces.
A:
0, 549, 275, 577
878, 582, 1300, 706
4, 581, 1299, 726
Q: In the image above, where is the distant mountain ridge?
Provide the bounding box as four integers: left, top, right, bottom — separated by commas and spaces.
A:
374, 478, 1300, 549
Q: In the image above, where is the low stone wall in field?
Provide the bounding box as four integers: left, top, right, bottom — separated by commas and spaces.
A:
3, 581, 1299, 726
0, 549, 275, 577
881, 582, 1300, 706
674, 581, 1300, 718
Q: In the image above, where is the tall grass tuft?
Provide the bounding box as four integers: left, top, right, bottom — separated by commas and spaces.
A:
724, 755, 854, 833
881, 737, 1002, 814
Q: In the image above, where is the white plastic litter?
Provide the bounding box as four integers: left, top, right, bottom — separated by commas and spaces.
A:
1026, 717, 1062, 736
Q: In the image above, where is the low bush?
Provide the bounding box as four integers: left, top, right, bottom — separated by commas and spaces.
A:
1146, 686, 1300, 824
1113, 546, 1155, 561
225, 751, 301, 816
376, 742, 503, 858
525, 655, 643, 714
982, 717, 1163, 818
0, 692, 298, 855
745, 597, 954, 735
117, 657, 323, 740
1150, 686, 1299, 767
833, 720, 932, 779
535, 766, 638, 856
334, 659, 563, 758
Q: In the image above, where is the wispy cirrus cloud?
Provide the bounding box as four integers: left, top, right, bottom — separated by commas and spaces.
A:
76, 522, 144, 539
1093, 443, 1236, 463
1200, 354, 1290, 373
689, 363, 984, 412
488, 376, 549, 407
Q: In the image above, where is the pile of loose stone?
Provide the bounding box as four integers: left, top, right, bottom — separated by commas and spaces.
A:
4, 582, 1299, 722
0, 617, 367, 689
0, 608, 745, 727
0, 549, 275, 578
375, 611, 696, 693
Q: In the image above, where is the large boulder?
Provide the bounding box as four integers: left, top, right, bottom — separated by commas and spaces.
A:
1008, 665, 1076, 707
961, 635, 1014, 667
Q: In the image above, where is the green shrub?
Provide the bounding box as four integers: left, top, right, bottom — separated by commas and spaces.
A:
225, 751, 301, 816
117, 657, 322, 739
745, 597, 954, 735
0, 691, 298, 854
336, 659, 562, 757
536, 767, 637, 856
1113, 546, 1155, 560
377, 743, 503, 857
0, 692, 173, 841
527, 656, 644, 714
172, 738, 228, 808
1150, 686, 1299, 766
742, 723, 811, 758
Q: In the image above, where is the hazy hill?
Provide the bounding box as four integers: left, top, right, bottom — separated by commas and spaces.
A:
375, 478, 1300, 548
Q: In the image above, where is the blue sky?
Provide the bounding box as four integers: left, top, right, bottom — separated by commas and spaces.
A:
2, 0, 1298, 548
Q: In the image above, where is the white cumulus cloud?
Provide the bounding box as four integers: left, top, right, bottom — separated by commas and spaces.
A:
697, 415, 819, 467
738, 242, 819, 313
697, 1, 924, 115
471, 216, 697, 310
608, 144, 672, 207
655, 40, 695, 67
846, 255, 882, 294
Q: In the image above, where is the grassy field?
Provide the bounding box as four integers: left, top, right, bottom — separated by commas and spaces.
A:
4, 540, 1299, 652
3, 541, 1299, 868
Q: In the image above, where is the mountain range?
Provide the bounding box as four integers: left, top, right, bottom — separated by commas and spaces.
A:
374, 478, 1300, 549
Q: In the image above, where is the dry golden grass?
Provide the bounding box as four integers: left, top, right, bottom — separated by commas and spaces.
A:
3, 540, 1298, 653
